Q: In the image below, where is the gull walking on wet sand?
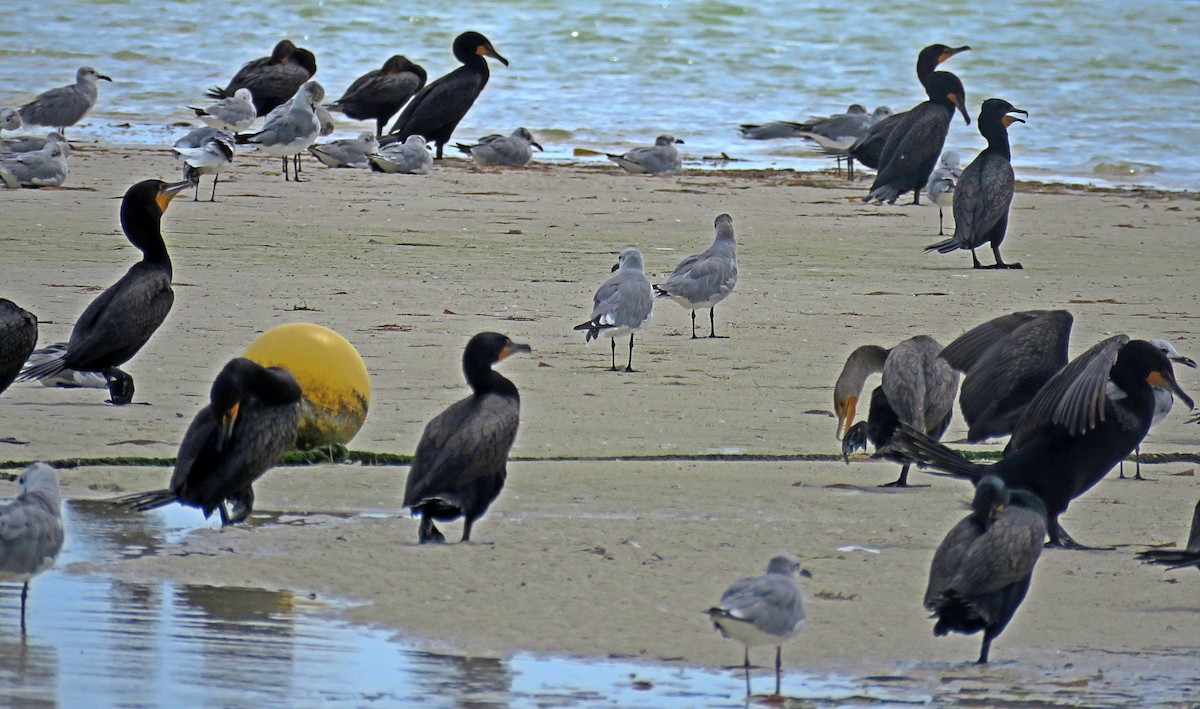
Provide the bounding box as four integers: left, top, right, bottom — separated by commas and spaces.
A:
188, 88, 256, 133
574, 248, 654, 372
707, 554, 808, 697
308, 132, 378, 169
368, 134, 432, 174
926, 151, 962, 236
654, 213, 738, 338
17, 67, 111, 136
0, 462, 64, 633
238, 81, 323, 181
173, 127, 235, 201
454, 127, 543, 166
607, 135, 683, 174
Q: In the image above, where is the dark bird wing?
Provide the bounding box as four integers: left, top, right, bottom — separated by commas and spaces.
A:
389, 66, 484, 140
941, 311, 1073, 442
334, 70, 425, 117
948, 505, 1045, 602
0, 494, 63, 576
0, 300, 38, 393
403, 393, 519, 509
1009, 335, 1128, 448
849, 110, 906, 169
925, 515, 983, 609
868, 103, 950, 199
948, 152, 1015, 251
213, 61, 311, 115
63, 263, 173, 371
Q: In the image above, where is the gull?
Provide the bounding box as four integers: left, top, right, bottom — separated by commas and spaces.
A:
706, 554, 808, 697
0, 108, 21, 135
607, 135, 683, 174
0, 131, 66, 155
173, 126, 235, 201
454, 127, 543, 166
24, 343, 107, 388
368, 134, 432, 174
574, 248, 654, 372
0, 462, 64, 633
926, 151, 962, 236
238, 81, 323, 181
654, 213, 738, 338
17, 67, 111, 136
188, 88, 256, 133
0, 142, 69, 188
309, 131, 378, 168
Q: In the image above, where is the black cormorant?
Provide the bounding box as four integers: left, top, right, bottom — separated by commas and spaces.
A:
329, 55, 427, 137
207, 39, 317, 116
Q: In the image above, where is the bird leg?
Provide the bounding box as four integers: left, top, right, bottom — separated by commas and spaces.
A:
227, 488, 255, 524
847, 157, 855, 182
987, 244, 1022, 270
218, 502, 231, 527
434, 141, 445, 160
708, 308, 726, 338
625, 334, 636, 373
937, 208, 945, 236
460, 518, 474, 543
210, 174, 220, 202
281, 156, 290, 181
911, 189, 921, 206
103, 367, 135, 405
690, 309, 698, 339
20, 581, 29, 635
192, 180, 201, 201
971, 250, 984, 269
609, 338, 618, 372
880, 463, 912, 488
1046, 517, 1113, 551
976, 632, 993, 664
774, 645, 783, 696
742, 647, 751, 697
419, 514, 447, 544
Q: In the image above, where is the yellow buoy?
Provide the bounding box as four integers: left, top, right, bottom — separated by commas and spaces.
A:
243, 323, 370, 449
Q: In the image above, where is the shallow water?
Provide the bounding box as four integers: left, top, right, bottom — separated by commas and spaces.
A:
1, 0, 1197, 189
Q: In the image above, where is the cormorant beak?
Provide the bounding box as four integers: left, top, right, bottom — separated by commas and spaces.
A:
499, 341, 532, 360
1148, 370, 1194, 410
1003, 108, 1029, 127
835, 396, 857, 440
479, 44, 509, 67
938, 46, 971, 64
217, 400, 241, 451
948, 93, 970, 125
532, 141, 544, 151
157, 179, 193, 212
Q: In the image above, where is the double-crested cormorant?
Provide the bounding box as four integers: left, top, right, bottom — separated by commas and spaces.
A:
0, 462, 64, 632
837, 336, 958, 486
706, 554, 808, 697
0, 299, 37, 395
19, 179, 191, 404
188, 88, 256, 134
384, 32, 508, 159
849, 44, 969, 171
927, 151, 961, 235
654, 213, 738, 339
885, 337, 1194, 548
939, 310, 1074, 443
926, 475, 1046, 664
207, 39, 317, 116
864, 70, 969, 205
308, 132, 379, 169
1137, 499, 1200, 571
17, 67, 111, 136
1118, 340, 1197, 479
330, 55, 427, 137
238, 81, 323, 181
454, 127, 543, 166
606, 135, 683, 174
122, 357, 301, 525
403, 332, 530, 543
574, 248, 655, 372
173, 126, 235, 201
368, 134, 433, 174
926, 99, 1027, 268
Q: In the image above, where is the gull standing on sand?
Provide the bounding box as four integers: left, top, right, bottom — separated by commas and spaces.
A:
207, 39, 317, 116
368, 134, 432, 174
1, 131, 66, 154
739, 105, 867, 140
926, 151, 962, 236
122, 357, 301, 526
0, 462, 65, 632
706, 554, 808, 697
0, 142, 69, 188
329, 55, 427, 137
574, 248, 654, 372
173, 127, 235, 201
455, 127, 543, 166
1, 299, 38, 396
403, 333, 530, 544
188, 88, 256, 133
796, 105, 893, 179
238, 81, 323, 181
308, 132, 378, 169
607, 135, 683, 174
654, 213, 738, 339
17, 66, 111, 136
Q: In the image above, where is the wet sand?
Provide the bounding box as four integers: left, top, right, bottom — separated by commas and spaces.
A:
3, 144, 1199, 700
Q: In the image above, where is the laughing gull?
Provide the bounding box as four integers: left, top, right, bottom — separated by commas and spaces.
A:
454, 127, 543, 166
0, 142, 69, 188
607, 135, 683, 174
173, 126, 235, 201
739, 104, 866, 140
654, 213, 738, 339
368, 134, 432, 174
309, 131, 378, 168
238, 81, 323, 181
23, 343, 107, 388
0, 462, 65, 632
17, 67, 111, 136
1, 299, 38, 395
0, 108, 21, 136
0, 131, 65, 154
926, 151, 962, 236
706, 554, 808, 697
329, 55, 427, 137
188, 88, 256, 133
796, 106, 893, 179
574, 248, 654, 372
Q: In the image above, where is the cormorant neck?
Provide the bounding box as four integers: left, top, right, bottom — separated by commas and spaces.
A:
467, 366, 518, 399
121, 208, 172, 275
251, 367, 303, 405
980, 120, 1012, 160
835, 345, 890, 400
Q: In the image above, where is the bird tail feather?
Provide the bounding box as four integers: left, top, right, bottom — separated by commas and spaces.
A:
877, 424, 987, 482
117, 489, 178, 512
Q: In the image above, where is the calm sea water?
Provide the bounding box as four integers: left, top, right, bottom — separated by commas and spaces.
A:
1, 0, 1196, 189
